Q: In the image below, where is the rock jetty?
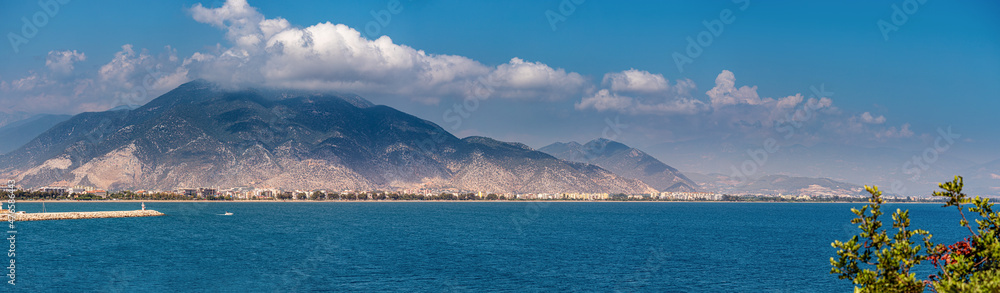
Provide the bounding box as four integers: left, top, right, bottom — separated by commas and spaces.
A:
0, 210, 164, 221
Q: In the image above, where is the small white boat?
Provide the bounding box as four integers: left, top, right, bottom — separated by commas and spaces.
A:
222, 212, 233, 216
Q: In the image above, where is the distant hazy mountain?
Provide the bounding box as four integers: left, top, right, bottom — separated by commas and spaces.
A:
0, 111, 34, 129
685, 173, 865, 197
540, 139, 697, 192
645, 138, 988, 196
0, 114, 72, 154
0, 80, 654, 194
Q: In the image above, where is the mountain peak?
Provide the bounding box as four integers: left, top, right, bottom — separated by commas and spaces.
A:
583, 138, 630, 154
463, 136, 533, 152
141, 80, 376, 113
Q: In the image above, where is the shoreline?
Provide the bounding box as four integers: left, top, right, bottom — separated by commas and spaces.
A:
12, 199, 942, 204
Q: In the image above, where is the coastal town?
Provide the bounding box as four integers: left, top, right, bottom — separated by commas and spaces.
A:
5, 180, 933, 202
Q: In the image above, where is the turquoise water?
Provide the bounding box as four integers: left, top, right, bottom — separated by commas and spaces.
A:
10, 202, 968, 292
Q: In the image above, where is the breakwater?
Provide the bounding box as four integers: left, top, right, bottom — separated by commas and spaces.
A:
0, 210, 164, 221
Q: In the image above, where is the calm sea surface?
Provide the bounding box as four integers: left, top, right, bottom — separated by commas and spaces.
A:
10, 202, 969, 292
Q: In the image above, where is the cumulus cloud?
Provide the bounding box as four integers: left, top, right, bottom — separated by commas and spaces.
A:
605, 69, 670, 94
874, 123, 914, 139
576, 89, 633, 112
485, 58, 587, 100
577, 69, 832, 125
576, 69, 703, 114
603, 69, 696, 97
97, 44, 189, 107
0, 45, 186, 113
46, 50, 86, 75
706, 70, 763, 107
580, 69, 919, 145
182, 0, 586, 102
0, 0, 921, 147
859, 112, 886, 124
576, 89, 706, 115
190, 0, 269, 50
0, 0, 593, 113
249, 22, 488, 100
825, 109, 912, 142
708, 71, 917, 143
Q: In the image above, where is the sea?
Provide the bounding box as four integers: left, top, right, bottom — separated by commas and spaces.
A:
8, 202, 970, 292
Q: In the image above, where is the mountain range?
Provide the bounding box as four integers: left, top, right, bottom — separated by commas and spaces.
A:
684, 173, 865, 197
539, 139, 698, 192
0, 114, 72, 154
644, 138, 999, 196
0, 80, 655, 194
2, 80, 993, 197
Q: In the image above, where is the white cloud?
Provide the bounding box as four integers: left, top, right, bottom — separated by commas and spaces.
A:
604, 69, 695, 96
99, 45, 144, 85
182, 0, 586, 103
2, 0, 591, 113
775, 94, 803, 110
576, 89, 633, 112
98, 44, 189, 106
580, 69, 923, 146
859, 112, 886, 124
706, 70, 763, 107
253, 22, 487, 100
8, 73, 48, 92
484, 57, 587, 100
576, 69, 703, 115
0, 0, 921, 147
0, 44, 187, 113
46, 50, 86, 75
874, 123, 914, 139
575, 89, 705, 115
190, 0, 265, 49
832, 110, 914, 142
605, 69, 668, 94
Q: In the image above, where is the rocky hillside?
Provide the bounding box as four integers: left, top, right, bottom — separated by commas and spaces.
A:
540, 139, 698, 192
0, 80, 654, 194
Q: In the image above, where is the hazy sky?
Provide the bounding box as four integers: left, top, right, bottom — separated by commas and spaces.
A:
1, 0, 998, 163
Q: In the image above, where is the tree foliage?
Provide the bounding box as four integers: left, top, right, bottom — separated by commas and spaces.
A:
832, 176, 1000, 292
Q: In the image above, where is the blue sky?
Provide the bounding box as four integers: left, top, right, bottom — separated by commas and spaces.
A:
1, 0, 998, 164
